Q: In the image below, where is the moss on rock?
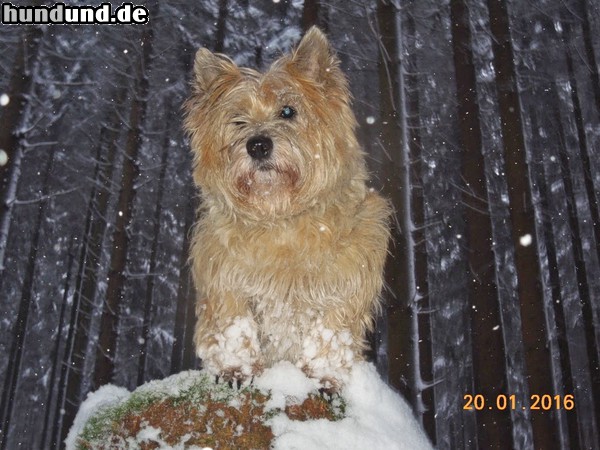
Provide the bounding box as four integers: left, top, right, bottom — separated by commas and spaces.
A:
73, 371, 344, 450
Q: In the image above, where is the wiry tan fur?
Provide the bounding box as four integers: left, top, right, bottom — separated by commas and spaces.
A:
184, 27, 391, 389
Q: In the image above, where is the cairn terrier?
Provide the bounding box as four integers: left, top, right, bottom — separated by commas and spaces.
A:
184, 27, 390, 389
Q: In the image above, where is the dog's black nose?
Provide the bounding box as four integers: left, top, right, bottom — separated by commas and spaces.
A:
246, 135, 273, 160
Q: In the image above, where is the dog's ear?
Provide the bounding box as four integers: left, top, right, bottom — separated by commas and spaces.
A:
289, 26, 344, 88
193, 48, 240, 95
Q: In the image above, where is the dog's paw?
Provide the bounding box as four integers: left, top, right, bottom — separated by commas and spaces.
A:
214, 362, 264, 389
317, 375, 344, 393
297, 322, 355, 390
198, 316, 263, 383
299, 367, 346, 394
318, 385, 341, 402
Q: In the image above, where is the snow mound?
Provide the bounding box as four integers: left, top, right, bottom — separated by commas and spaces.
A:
65, 385, 130, 450
268, 362, 432, 450
67, 362, 432, 450
254, 361, 320, 410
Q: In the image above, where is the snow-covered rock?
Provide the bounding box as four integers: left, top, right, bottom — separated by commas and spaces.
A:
67, 361, 432, 450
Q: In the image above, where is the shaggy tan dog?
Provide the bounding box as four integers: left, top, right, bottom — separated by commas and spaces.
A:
184, 27, 390, 389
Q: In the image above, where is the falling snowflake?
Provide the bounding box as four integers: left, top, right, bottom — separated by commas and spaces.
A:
519, 234, 532, 247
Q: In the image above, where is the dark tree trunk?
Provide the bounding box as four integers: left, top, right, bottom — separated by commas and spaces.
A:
563, 49, 600, 428
549, 82, 600, 447
450, 0, 511, 447
214, 0, 229, 53
171, 33, 198, 375
0, 26, 44, 277
93, 24, 155, 390
0, 25, 43, 200
530, 109, 582, 449
301, 0, 320, 32
578, 0, 600, 116
403, 7, 433, 437
563, 43, 600, 289
376, 0, 415, 408
137, 109, 172, 386
0, 146, 56, 450
40, 235, 75, 450
486, 0, 556, 447
170, 186, 198, 374
58, 99, 125, 446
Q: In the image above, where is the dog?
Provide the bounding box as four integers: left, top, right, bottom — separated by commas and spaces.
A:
184, 26, 390, 389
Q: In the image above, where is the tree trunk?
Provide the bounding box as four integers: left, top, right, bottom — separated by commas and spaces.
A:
0, 146, 56, 450
58, 96, 126, 446
171, 34, 198, 375
40, 235, 75, 450
170, 185, 197, 374
486, 0, 556, 447
93, 24, 155, 390
0, 26, 44, 277
549, 83, 600, 447
578, 0, 600, 116
563, 47, 600, 429
0, 24, 43, 197
401, 6, 435, 439
137, 109, 172, 385
450, 0, 511, 447
563, 36, 600, 289
376, 0, 417, 410
301, 0, 320, 32
530, 108, 582, 449
214, 0, 229, 53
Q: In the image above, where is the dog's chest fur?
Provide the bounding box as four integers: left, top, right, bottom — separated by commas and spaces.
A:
197, 203, 362, 360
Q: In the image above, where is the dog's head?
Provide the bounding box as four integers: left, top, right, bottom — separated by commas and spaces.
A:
184, 27, 367, 221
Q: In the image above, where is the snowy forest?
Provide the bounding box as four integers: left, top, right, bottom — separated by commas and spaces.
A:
0, 0, 599, 449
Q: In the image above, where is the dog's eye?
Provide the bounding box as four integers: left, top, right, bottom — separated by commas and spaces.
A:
231, 119, 247, 127
280, 106, 296, 120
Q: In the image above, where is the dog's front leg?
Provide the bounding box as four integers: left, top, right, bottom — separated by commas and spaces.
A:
297, 314, 360, 392
194, 292, 263, 383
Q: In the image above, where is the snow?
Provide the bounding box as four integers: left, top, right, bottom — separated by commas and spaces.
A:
268, 362, 433, 450
196, 315, 261, 377
0, 93, 8, 106
134, 369, 206, 398
65, 384, 130, 450
519, 234, 532, 247
297, 319, 356, 389
67, 362, 432, 450
265, 27, 302, 55
254, 361, 319, 410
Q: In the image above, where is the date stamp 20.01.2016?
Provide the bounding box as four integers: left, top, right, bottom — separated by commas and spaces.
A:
464, 393, 575, 411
